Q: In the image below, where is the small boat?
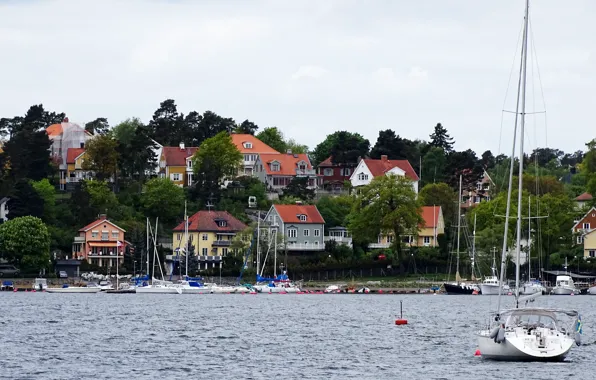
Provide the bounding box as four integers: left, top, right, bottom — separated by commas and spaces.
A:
551, 275, 579, 295
46, 284, 101, 293
1, 280, 15, 291
480, 253, 509, 295
324, 285, 341, 293
32, 278, 48, 291
443, 282, 480, 295
521, 280, 546, 295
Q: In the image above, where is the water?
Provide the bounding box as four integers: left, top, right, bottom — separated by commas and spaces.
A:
0, 293, 594, 380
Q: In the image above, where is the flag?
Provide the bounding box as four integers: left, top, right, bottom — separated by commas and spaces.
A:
576, 314, 583, 335
117, 241, 122, 248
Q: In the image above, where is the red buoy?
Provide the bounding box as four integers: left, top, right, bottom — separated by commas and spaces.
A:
395, 300, 408, 325
474, 349, 481, 356
395, 319, 408, 325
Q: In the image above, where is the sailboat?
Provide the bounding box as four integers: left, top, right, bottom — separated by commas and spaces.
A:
476, 0, 581, 361
443, 175, 480, 294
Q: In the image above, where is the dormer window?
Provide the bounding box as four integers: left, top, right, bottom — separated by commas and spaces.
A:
187, 159, 192, 168
243, 142, 253, 149
217, 220, 227, 227
271, 162, 280, 172
298, 161, 307, 171
298, 214, 307, 222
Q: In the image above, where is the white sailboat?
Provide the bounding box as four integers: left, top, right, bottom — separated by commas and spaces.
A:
476, 0, 581, 361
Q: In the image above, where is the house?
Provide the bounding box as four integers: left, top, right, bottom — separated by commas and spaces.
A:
171, 210, 247, 271
254, 151, 320, 193
264, 204, 325, 251
575, 192, 592, 210
316, 156, 357, 192
231, 134, 280, 176
0, 197, 8, 222
324, 226, 353, 247
369, 206, 445, 249
63, 148, 92, 189
158, 143, 199, 187
572, 206, 596, 245
72, 214, 127, 267
462, 170, 494, 208
46, 118, 93, 190
349, 155, 419, 193
582, 229, 596, 259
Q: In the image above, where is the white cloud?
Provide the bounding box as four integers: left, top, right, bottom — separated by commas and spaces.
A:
291, 66, 328, 81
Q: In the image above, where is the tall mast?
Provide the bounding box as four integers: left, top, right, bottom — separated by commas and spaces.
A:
471, 213, 477, 281
528, 195, 531, 280
184, 200, 188, 278
146, 218, 150, 277
514, 0, 530, 307
455, 174, 462, 282
256, 210, 261, 279
497, 0, 529, 313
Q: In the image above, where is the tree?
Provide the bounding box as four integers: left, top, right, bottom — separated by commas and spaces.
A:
370, 129, 415, 161
192, 131, 242, 204
141, 178, 185, 225
6, 104, 65, 136
148, 99, 182, 146
282, 177, 315, 201
285, 138, 308, 154
256, 127, 287, 153
7, 179, 44, 219
481, 150, 496, 169
316, 195, 353, 229
3, 127, 54, 181
85, 118, 110, 135
429, 123, 454, 153
329, 131, 370, 166
113, 118, 157, 182
445, 149, 482, 190
193, 111, 236, 144
31, 179, 57, 223
83, 180, 119, 216
0, 216, 50, 273
235, 120, 259, 135
421, 147, 446, 185
82, 135, 119, 181
418, 182, 457, 229
348, 175, 422, 270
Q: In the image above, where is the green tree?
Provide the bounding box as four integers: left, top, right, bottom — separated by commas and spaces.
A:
348, 175, 422, 270
84, 180, 119, 216
148, 99, 182, 146
235, 120, 259, 135
113, 118, 157, 183
0, 216, 50, 273
418, 182, 457, 229
316, 195, 353, 228
329, 131, 370, 166
141, 178, 185, 225
7, 179, 44, 219
429, 123, 454, 153
31, 179, 57, 223
282, 177, 315, 201
256, 127, 286, 153
82, 135, 119, 181
85, 117, 109, 135
421, 147, 446, 185
285, 138, 308, 154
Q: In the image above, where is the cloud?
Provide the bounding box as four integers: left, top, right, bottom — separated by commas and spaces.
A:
290, 65, 328, 81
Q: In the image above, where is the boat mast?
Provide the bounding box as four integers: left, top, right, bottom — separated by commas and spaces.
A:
455, 174, 462, 282
256, 210, 261, 279
528, 195, 531, 280
514, 0, 530, 307
184, 200, 188, 278
497, 0, 529, 313
146, 217, 150, 277
471, 213, 477, 281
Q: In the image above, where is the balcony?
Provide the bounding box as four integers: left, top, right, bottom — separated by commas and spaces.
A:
197, 255, 222, 262
212, 240, 232, 247
87, 253, 123, 258
295, 168, 317, 176
74, 236, 85, 243
324, 236, 353, 246
286, 243, 325, 251
368, 243, 391, 249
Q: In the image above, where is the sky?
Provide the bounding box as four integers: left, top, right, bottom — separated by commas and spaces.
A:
1, 0, 594, 157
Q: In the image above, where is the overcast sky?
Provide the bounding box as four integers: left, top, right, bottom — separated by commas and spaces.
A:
1, 0, 593, 156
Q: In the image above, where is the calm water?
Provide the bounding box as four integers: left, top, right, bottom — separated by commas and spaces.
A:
0, 292, 594, 380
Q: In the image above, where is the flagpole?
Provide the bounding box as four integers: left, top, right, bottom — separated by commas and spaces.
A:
116, 242, 119, 289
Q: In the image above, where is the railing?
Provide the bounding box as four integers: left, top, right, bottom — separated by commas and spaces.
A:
212, 240, 232, 247
285, 243, 325, 251
74, 236, 85, 243
368, 243, 391, 249
324, 236, 353, 245
87, 253, 123, 258
295, 168, 317, 176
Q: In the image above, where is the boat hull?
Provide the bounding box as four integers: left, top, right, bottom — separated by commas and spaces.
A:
443, 283, 479, 295
552, 287, 576, 295
480, 284, 503, 295
135, 286, 181, 294
180, 287, 212, 294
46, 288, 101, 293
477, 331, 573, 362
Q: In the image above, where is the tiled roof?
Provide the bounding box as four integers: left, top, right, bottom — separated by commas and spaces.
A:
258, 153, 313, 176
162, 146, 199, 167
173, 210, 247, 232
575, 192, 593, 201
363, 157, 419, 181
79, 217, 126, 232
318, 156, 358, 167
273, 204, 325, 224
231, 134, 279, 154
421, 206, 441, 228
66, 148, 85, 164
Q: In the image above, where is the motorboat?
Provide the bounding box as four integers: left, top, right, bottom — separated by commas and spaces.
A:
521, 280, 546, 295
324, 285, 341, 293
32, 278, 48, 291
480, 254, 509, 295
98, 280, 114, 291
46, 284, 101, 293
551, 275, 579, 295
443, 282, 480, 295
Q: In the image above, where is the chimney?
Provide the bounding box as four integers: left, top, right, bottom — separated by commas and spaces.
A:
99, 214, 107, 220
179, 142, 185, 150
63, 117, 69, 123
287, 149, 292, 155
381, 155, 388, 162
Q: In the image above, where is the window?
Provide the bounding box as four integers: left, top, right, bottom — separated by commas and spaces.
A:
423, 236, 431, 246
314, 229, 320, 237
474, 196, 480, 203
287, 229, 297, 238
387, 235, 394, 243
314, 241, 319, 246
298, 163, 307, 171
187, 160, 192, 168
243, 142, 253, 149
222, 248, 228, 255
324, 168, 333, 176
101, 232, 108, 240
583, 223, 590, 230
271, 163, 280, 171
202, 234, 208, 240
476, 183, 482, 190
217, 220, 227, 227
590, 250, 595, 258
171, 173, 181, 181
202, 248, 208, 255
577, 236, 583, 244
92, 231, 98, 238
357, 173, 369, 181
341, 168, 351, 176
304, 229, 309, 237
111, 231, 119, 238
299, 215, 307, 222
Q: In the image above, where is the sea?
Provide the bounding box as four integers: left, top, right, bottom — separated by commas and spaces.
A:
0, 292, 593, 380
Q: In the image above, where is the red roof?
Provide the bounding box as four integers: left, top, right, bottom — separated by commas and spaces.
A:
272, 204, 325, 224
231, 134, 279, 154
575, 192, 593, 201
46, 122, 92, 138
66, 148, 85, 164
363, 156, 419, 181
259, 153, 313, 176
173, 211, 247, 232
421, 206, 441, 228
318, 156, 358, 167
162, 146, 199, 167
79, 216, 126, 232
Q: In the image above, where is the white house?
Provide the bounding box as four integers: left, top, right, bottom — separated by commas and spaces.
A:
349, 155, 419, 193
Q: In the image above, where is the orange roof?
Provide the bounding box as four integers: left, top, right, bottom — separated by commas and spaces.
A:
363, 156, 419, 181
231, 134, 279, 154
258, 153, 313, 176
272, 204, 325, 224
46, 123, 63, 137
575, 192, 593, 201
162, 146, 199, 167
66, 148, 85, 164
79, 216, 126, 232
421, 206, 441, 228
173, 211, 247, 232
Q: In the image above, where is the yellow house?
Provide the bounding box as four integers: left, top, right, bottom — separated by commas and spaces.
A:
172, 210, 247, 270
582, 229, 596, 259
65, 148, 92, 187
159, 143, 199, 187
369, 206, 445, 249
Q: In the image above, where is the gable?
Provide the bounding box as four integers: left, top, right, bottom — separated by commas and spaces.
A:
79, 219, 126, 233
349, 160, 372, 181
572, 207, 596, 231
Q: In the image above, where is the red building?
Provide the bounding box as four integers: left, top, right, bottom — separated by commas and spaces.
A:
316, 156, 357, 191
